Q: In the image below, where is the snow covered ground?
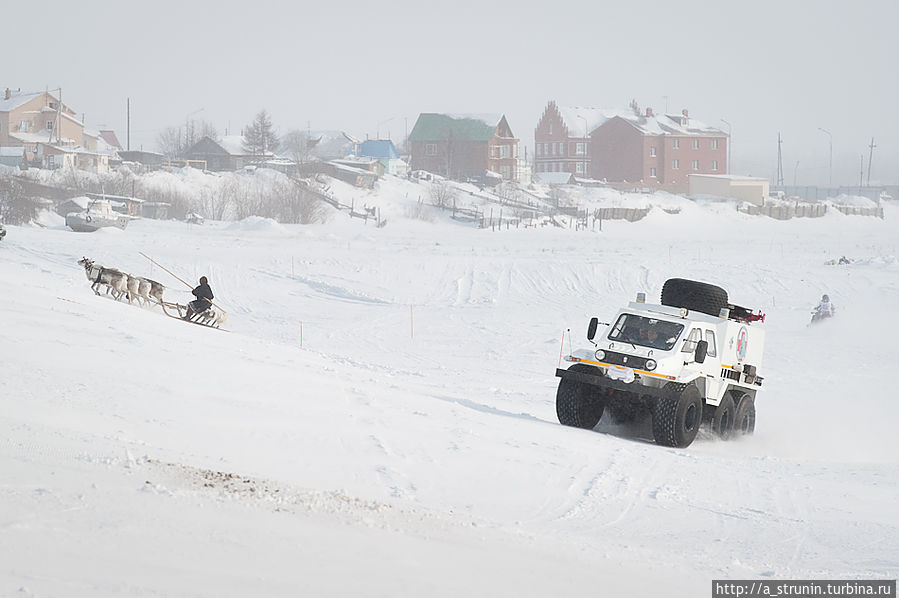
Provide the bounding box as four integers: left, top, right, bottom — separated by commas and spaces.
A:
2, 176, 898, 597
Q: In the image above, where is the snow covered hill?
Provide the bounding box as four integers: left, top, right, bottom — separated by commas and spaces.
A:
2, 188, 897, 597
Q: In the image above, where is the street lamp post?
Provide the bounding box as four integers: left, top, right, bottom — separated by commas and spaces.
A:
577, 115, 587, 179
720, 119, 732, 173
818, 127, 832, 186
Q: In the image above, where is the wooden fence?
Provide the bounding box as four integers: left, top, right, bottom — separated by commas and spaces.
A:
737, 203, 883, 220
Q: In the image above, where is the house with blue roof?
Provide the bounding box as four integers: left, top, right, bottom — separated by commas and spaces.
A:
357, 139, 407, 176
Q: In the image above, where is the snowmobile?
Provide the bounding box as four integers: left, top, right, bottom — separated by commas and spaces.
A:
809, 307, 833, 325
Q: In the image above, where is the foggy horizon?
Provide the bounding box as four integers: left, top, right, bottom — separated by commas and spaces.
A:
5, 0, 897, 187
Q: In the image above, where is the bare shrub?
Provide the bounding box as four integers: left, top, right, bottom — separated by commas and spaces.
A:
429, 181, 455, 209
0, 176, 39, 224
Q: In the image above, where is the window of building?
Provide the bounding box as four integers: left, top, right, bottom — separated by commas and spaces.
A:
692, 139, 699, 149
46, 120, 54, 131
559, 143, 565, 156
576, 162, 584, 174
650, 167, 656, 178
672, 159, 679, 169
711, 139, 719, 150
711, 160, 718, 171
20, 120, 29, 131
672, 139, 680, 149
649, 146, 656, 157
536, 144, 543, 157
425, 143, 437, 156
548, 123, 553, 134
692, 160, 699, 170
576, 142, 585, 155
499, 145, 510, 158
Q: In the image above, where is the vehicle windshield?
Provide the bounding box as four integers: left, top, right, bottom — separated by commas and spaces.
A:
607, 314, 684, 351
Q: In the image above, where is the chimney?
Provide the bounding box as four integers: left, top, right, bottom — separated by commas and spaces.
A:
646, 107, 654, 117
4, 88, 10, 100
682, 109, 689, 118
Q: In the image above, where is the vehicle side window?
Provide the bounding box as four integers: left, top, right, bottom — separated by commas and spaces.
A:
705, 330, 717, 357
681, 328, 702, 353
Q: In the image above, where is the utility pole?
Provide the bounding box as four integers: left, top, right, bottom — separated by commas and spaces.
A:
866, 137, 876, 187
859, 154, 864, 193
776, 133, 784, 187
126, 97, 131, 151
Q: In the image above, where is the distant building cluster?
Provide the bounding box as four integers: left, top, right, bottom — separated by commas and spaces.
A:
0, 86, 730, 194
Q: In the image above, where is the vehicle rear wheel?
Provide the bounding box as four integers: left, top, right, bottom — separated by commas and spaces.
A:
733, 393, 756, 436
652, 383, 703, 448
711, 394, 735, 440
660, 278, 728, 317
556, 365, 605, 430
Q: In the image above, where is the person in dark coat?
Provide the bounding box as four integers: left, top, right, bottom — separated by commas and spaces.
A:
184, 276, 214, 320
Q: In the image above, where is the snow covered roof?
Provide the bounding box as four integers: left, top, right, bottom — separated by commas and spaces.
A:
555, 105, 725, 137
0, 89, 43, 112
9, 131, 77, 145
557, 106, 623, 137
216, 135, 274, 157
533, 171, 575, 185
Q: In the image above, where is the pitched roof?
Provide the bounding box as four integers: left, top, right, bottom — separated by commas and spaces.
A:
554, 103, 725, 137
409, 113, 502, 143
99, 130, 123, 150
0, 90, 43, 112
358, 139, 399, 160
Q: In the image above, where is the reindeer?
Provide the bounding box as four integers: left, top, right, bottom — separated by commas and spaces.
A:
135, 276, 166, 306
78, 257, 128, 300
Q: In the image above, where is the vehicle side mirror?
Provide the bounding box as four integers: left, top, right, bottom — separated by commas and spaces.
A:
587, 317, 598, 341
694, 340, 708, 364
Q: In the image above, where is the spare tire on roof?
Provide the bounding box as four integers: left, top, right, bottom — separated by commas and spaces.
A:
661, 278, 728, 317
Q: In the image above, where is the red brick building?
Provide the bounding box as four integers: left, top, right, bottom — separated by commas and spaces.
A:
535, 100, 728, 192
409, 113, 518, 181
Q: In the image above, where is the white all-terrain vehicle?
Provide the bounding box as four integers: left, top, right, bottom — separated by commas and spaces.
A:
555, 278, 766, 448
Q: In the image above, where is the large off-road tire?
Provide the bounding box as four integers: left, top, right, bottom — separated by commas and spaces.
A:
556, 364, 605, 430
652, 383, 703, 448
733, 393, 756, 436
711, 394, 735, 440
660, 278, 729, 317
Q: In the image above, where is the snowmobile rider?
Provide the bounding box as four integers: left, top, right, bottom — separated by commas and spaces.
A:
814, 294, 834, 320
185, 276, 214, 320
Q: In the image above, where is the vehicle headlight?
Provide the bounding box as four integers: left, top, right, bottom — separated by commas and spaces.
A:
594, 349, 606, 361
645, 359, 657, 371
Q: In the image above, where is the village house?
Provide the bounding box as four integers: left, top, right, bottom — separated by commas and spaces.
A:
408, 113, 519, 181
535, 100, 728, 193
0, 87, 118, 173
183, 135, 275, 171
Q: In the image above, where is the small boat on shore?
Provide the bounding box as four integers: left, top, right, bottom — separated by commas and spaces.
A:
65, 199, 130, 232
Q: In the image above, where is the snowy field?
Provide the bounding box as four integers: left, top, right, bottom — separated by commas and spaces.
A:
2, 178, 898, 597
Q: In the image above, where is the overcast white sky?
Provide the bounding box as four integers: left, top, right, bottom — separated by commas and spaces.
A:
5, 0, 897, 186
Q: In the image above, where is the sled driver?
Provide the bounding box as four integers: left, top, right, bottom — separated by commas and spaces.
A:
185, 276, 214, 320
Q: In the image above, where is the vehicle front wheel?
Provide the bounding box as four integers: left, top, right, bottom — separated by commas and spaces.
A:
556, 365, 605, 430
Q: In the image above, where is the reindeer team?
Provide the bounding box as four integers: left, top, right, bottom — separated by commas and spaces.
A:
78, 257, 165, 307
